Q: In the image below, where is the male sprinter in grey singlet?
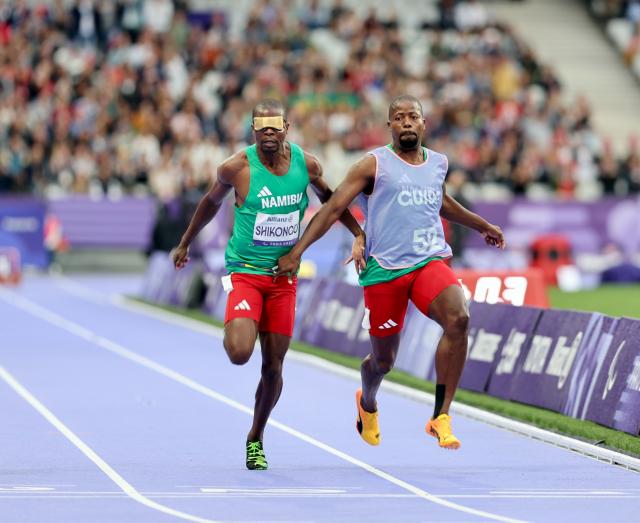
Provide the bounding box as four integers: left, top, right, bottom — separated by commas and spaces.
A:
172, 99, 363, 469
276, 95, 505, 449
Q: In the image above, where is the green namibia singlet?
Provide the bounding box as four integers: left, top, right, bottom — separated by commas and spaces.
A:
225, 142, 309, 275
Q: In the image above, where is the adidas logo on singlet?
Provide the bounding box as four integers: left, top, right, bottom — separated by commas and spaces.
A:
257, 186, 304, 209
257, 186, 273, 198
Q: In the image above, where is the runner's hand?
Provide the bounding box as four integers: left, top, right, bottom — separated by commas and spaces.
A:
274, 253, 300, 282
344, 233, 367, 274
171, 244, 190, 269
482, 224, 506, 250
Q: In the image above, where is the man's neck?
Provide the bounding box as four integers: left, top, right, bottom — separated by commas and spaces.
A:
257, 142, 288, 168
391, 143, 424, 164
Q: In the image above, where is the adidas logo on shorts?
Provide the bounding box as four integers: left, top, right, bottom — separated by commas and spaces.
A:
257, 186, 273, 198
378, 319, 398, 330
234, 299, 251, 311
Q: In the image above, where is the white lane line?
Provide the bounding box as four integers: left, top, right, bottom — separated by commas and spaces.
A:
0, 366, 217, 523
0, 486, 55, 491
0, 493, 635, 500
200, 488, 347, 494
1, 290, 526, 523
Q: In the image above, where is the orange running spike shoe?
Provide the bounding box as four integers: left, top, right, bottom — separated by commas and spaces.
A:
355, 389, 380, 446
426, 413, 461, 450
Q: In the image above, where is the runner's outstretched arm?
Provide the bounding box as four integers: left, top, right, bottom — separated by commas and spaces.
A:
275, 155, 376, 276
172, 162, 234, 268
440, 184, 506, 249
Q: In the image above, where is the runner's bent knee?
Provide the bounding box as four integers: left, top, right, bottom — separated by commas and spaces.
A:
225, 342, 253, 365
374, 356, 394, 374
443, 310, 469, 337
224, 325, 256, 365
261, 360, 283, 381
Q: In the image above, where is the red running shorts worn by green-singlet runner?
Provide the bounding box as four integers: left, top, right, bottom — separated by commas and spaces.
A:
224, 273, 297, 337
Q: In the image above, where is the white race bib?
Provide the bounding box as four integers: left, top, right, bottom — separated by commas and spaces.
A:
253, 210, 300, 247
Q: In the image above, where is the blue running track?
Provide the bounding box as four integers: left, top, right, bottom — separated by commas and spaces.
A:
1, 274, 638, 523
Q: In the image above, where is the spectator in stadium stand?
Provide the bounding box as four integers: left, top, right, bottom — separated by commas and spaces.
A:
0, 0, 637, 201
597, 138, 623, 195
454, 0, 490, 31
622, 136, 640, 193
624, 22, 640, 65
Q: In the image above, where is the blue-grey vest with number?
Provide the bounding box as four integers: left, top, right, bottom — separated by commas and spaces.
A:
360, 145, 452, 269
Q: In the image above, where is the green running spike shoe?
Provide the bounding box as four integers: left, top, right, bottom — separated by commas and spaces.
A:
246, 440, 268, 470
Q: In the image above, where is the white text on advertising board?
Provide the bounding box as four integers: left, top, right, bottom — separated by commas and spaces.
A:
459, 276, 528, 306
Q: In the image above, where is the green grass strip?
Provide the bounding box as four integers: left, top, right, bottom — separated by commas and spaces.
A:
130, 298, 640, 458
548, 284, 640, 319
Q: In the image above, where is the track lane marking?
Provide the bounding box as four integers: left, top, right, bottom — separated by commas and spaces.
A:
0, 366, 218, 523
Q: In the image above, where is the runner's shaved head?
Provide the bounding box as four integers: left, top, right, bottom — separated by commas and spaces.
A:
388, 95, 423, 119
253, 99, 286, 118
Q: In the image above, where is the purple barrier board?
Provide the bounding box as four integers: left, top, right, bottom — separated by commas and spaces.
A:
203, 269, 227, 321
612, 340, 640, 435
0, 197, 47, 268
301, 223, 353, 279
167, 260, 203, 308
48, 196, 156, 249
298, 279, 338, 346
466, 198, 640, 256
396, 304, 442, 381
460, 302, 526, 392
509, 310, 601, 411
584, 318, 640, 435
139, 251, 176, 304
485, 306, 543, 400
297, 278, 370, 358
293, 277, 322, 338
561, 316, 618, 419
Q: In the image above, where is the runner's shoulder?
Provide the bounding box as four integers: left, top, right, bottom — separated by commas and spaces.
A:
218, 150, 250, 185
351, 153, 377, 178
301, 149, 322, 180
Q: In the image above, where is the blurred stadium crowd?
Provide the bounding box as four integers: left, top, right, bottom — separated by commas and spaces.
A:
1, 0, 639, 201
588, 0, 640, 79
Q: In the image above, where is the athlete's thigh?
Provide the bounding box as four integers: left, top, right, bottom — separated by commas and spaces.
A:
428, 284, 468, 329
225, 273, 265, 325
224, 317, 259, 354
363, 274, 412, 337
409, 260, 465, 322
259, 275, 297, 337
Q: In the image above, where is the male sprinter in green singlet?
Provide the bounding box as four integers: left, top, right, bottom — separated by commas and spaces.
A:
172, 99, 363, 470
276, 95, 504, 450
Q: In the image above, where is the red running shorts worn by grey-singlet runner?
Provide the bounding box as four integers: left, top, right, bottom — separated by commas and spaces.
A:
358, 145, 460, 337
223, 142, 309, 337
